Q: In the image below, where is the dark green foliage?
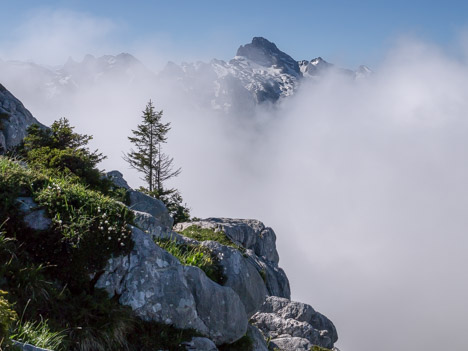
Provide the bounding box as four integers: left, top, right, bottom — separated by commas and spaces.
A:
21, 118, 108, 190
0, 156, 201, 350
126, 318, 201, 351
219, 333, 253, 351
0, 157, 134, 289
155, 239, 226, 285
124, 100, 175, 193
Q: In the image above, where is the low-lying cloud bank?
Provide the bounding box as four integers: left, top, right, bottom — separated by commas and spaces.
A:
2, 18, 468, 350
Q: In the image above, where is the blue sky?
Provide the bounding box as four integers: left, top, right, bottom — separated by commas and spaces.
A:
1, 0, 468, 68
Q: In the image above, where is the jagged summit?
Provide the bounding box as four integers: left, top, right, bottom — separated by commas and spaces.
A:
0, 37, 372, 117
236, 37, 301, 76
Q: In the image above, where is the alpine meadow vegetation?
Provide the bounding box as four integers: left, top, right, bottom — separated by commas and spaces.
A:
0, 119, 199, 350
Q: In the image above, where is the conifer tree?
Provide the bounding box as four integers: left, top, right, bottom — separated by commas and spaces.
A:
125, 100, 189, 223
124, 100, 180, 194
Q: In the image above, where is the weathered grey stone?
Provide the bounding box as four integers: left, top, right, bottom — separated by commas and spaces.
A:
247, 252, 291, 299
128, 190, 173, 229
16, 197, 51, 231
200, 240, 267, 318
247, 324, 269, 351
0, 83, 43, 152
96, 226, 206, 332
260, 297, 337, 339
269, 336, 313, 351
12, 340, 51, 351
175, 218, 291, 299
106, 170, 131, 190
176, 218, 279, 263
183, 336, 218, 351
96, 226, 248, 345
251, 296, 337, 349
133, 210, 180, 240
184, 265, 248, 344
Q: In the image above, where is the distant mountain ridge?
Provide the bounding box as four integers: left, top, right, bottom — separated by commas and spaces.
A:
0, 37, 371, 116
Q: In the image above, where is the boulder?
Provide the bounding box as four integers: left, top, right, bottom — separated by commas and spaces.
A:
0, 83, 43, 152
106, 170, 131, 190
251, 296, 338, 350
176, 218, 290, 299
176, 218, 279, 263
133, 210, 179, 240
128, 190, 173, 229
247, 324, 269, 351
16, 197, 51, 231
200, 240, 267, 318
247, 252, 291, 299
268, 336, 314, 351
184, 266, 248, 344
96, 226, 247, 345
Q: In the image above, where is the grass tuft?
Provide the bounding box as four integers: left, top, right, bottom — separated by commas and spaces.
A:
155, 239, 226, 285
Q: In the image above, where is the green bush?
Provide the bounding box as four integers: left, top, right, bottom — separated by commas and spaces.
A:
0, 157, 134, 289
20, 118, 109, 191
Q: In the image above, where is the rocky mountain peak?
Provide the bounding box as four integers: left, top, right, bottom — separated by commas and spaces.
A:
236, 37, 301, 76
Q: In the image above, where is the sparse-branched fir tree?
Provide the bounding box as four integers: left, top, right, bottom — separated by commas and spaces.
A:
125, 100, 190, 223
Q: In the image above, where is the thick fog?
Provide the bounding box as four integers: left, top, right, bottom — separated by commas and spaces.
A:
2, 11, 468, 351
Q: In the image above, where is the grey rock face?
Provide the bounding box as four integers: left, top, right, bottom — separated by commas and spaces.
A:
247, 252, 290, 299
200, 240, 268, 318
133, 210, 179, 241
175, 218, 291, 299
251, 296, 338, 350
0, 83, 42, 152
269, 336, 314, 351
183, 337, 218, 351
16, 197, 51, 231
184, 266, 248, 344
128, 190, 173, 229
247, 324, 269, 351
96, 226, 206, 332
96, 226, 247, 345
176, 218, 279, 264
106, 170, 131, 190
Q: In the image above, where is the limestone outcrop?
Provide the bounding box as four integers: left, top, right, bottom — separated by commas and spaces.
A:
251, 296, 338, 350
0, 84, 42, 152
175, 218, 291, 299
95, 226, 248, 345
